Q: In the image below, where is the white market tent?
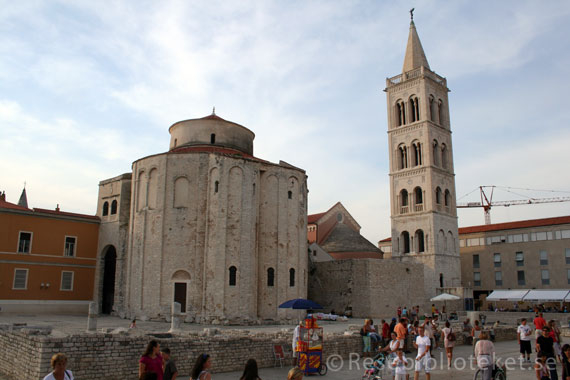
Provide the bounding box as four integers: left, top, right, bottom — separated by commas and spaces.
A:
486, 290, 529, 301
523, 290, 570, 302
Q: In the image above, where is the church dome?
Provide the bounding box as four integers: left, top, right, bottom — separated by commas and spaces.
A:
168, 112, 255, 155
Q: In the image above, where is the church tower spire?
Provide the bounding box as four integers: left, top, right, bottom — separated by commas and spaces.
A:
384, 17, 462, 298
402, 20, 430, 73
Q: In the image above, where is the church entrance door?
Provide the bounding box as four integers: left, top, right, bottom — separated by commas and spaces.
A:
174, 282, 187, 313
102, 246, 117, 314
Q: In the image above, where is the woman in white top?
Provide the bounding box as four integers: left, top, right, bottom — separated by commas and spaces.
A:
474, 332, 495, 380
191, 353, 212, 380
441, 321, 455, 369
43, 353, 73, 380
381, 331, 400, 379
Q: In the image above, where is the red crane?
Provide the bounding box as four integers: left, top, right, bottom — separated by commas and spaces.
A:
456, 186, 570, 225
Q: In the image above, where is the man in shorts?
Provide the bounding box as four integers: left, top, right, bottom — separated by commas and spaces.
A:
517, 318, 532, 363
414, 326, 431, 380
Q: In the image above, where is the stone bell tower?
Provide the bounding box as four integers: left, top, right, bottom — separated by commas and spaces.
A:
385, 16, 461, 298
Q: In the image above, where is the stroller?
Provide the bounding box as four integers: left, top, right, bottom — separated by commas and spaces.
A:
362, 351, 387, 380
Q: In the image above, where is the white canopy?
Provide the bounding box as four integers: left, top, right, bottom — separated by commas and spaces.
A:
430, 293, 460, 302
486, 290, 529, 301
523, 290, 570, 302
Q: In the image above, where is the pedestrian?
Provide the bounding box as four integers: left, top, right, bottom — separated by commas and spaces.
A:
191, 353, 212, 380
490, 320, 500, 342
397, 306, 402, 319
474, 331, 495, 380
292, 320, 303, 365
382, 331, 400, 379
518, 318, 533, 363
394, 319, 407, 349
402, 306, 408, 319
139, 340, 163, 380
410, 306, 418, 322
390, 318, 397, 334
391, 348, 409, 380
562, 344, 570, 380
161, 348, 178, 380
422, 317, 434, 355
287, 367, 303, 380
549, 320, 563, 363
239, 359, 261, 380
442, 321, 455, 369
364, 319, 382, 344
431, 304, 435, 317
535, 352, 551, 380
43, 353, 74, 380
130, 319, 137, 329
413, 326, 431, 380
536, 326, 558, 380
382, 319, 391, 347
534, 313, 547, 341
472, 320, 482, 353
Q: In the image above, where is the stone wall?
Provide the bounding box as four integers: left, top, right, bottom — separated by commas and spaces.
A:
308, 259, 426, 318
0, 328, 361, 380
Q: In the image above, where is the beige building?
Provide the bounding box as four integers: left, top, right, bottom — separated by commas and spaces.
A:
459, 216, 570, 307
384, 19, 462, 297
94, 112, 308, 323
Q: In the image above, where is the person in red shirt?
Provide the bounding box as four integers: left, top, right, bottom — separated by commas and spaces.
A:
534, 312, 547, 341
381, 319, 390, 347
397, 306, 402, 319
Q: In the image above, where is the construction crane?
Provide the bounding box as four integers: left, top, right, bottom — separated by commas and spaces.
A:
456, 186, 570, 225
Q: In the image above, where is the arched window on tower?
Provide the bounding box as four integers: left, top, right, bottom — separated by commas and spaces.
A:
441, 144, 448, 169
432, 140, 439, 166
398, 145, 408, 170
414, 187, 423, 212
400, 189, 409, 214
401, 231, 410, 254
267, 268, 275, 287
102, 201, 109, 216
409, 96, 419, 122
415, 229, 425, 253
429, 95, 435, 122
229, 266, 237, 286
444, 189, 451, 208
435, 187, 442, 205
289, 268, 295, 287
438, 99, 444, 126
396, 100, 406, 126
412, 141, 422, 166
111, 200, 118, 215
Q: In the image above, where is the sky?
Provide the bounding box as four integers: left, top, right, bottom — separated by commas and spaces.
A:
2, 0, 570, 244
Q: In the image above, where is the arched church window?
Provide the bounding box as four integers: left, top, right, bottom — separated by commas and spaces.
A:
429, 95, 435, 122
438, 99, 444, 126
414, 187, 423, 205
441, 144, 448, 169
415, 229, 425, 252
396, 100, 406, 126
229, 266, 237, 286
440, 273, 444, 288
174, 138, 177, 147
111, 200, 117, 215
432, 140, 439, 166
288, 190, 292, 199
409, 96, 419, 122
435, 187, 442, 204
102, 201, 109, 216
289, 268, 295, 287
267, 268, 275, 287
401, 231, 410, 254
398, 145, 408, 170
211, 133, 216, 144
215, 181, 219, 193
444, 189, 451, 207
412, 141, 422, 166
400, 189, 409, 210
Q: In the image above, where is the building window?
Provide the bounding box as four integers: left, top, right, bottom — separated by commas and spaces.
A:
398, 145, 408, 169
566, 249, 570, 265
435, 187, 442, 204
61, 271, 74, 291
289, 268, 295, 287
401, 231, 410, 254
541, 269, 550, 285
473, 254, 480, 269
64, 237, 76, 257
567, 269, 570, 285
267, 268, 275, 287
13, 269, 28, 290
494, 253, 501, 267
515, 251, 524, 266
214, 181, 219, 193
18, 232, 32, 254
517, 270, 525, 285
229, 266, 237, 286
444, 189, 451, 207
540, 250, 548, 266
102, 201, 109, 216
473, 272, 481, 287
288, 191, 292, 199
495, 271, 502, 286
441, 144, 448, 169
210, 133, 216, 144
111, 200, 118, 215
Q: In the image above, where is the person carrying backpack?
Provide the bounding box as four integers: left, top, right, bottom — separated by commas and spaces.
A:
442, 321, 456, 369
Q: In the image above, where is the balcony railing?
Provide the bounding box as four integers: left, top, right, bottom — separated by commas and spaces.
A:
400, 206, 409, 214
414, 204, 424, 212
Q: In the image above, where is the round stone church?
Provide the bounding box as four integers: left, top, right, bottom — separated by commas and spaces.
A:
95, 112, 308, 323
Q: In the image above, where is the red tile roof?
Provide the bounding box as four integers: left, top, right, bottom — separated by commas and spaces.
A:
200, 114, 227, 121
0, 198, 30, 211
458, 215, 570, 234
33, 208, 100, 221
308, 212, 326, 224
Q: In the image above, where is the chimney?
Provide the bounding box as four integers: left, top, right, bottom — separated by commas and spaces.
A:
55, 204, 60, 212
0, 191, 5, 201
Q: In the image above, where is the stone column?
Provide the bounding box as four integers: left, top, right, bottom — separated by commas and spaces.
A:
87, 302, 97, 332
169, 302, 182, 333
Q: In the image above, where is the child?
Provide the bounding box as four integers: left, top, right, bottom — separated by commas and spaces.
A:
391, 348, 409, 380
161, 348, 178, 380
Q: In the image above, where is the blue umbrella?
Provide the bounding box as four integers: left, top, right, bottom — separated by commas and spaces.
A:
278, 298, 323, 310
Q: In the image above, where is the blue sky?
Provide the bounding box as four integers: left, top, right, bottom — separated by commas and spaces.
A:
2, 0, 570, 243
